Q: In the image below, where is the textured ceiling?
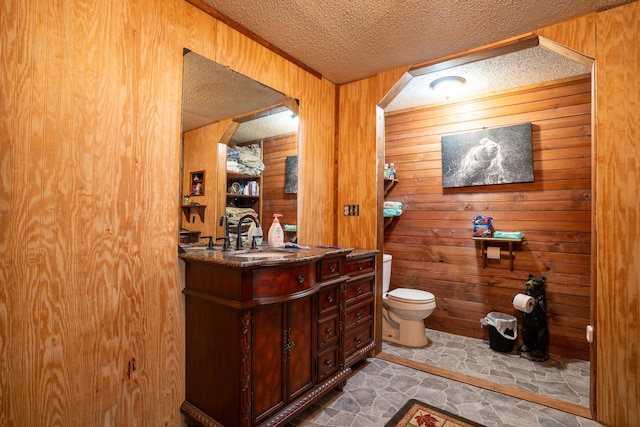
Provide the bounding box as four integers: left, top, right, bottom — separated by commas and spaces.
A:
182, 51, 288, 132
386, 46, 591, 112
198, 0, 629, 84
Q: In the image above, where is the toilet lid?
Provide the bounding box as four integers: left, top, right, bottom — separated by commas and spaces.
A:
387, 288, 435, 303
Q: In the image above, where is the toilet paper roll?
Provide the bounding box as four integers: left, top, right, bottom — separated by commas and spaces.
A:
486, 246, 501, 260
513, 293, 535, 313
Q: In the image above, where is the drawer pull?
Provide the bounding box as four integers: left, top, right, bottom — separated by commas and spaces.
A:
356, 287, 362, 294
356, 312, 362, 320
327, 295, 334, 303
329, 265, 336, 273
325, 360, 334, 367
297, 275, 305, 284
326, 327, 333, 336
355, 336, 362, 344
358, 263, 363, 271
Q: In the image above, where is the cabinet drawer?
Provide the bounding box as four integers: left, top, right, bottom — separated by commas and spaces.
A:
318, 285, 338, 315
252, 264, 315, 298
317, 347, 339, 381
319, 257, 343, 281
345, 276, 374, 305
317, 314, 339, 349
344, 322, 373, 357
345, 301, 373, 328
346, 255, 375, 277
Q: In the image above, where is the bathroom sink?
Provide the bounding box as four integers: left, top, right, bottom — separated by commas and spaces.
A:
181, 246, 214, 252
231, 250, 294, 259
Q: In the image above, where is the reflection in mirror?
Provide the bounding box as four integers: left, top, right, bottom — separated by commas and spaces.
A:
180, 50, 298, 247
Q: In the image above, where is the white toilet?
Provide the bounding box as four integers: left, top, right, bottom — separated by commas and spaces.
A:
382, 253, 436, 347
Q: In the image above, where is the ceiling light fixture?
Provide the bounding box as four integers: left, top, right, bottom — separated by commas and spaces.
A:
430, 76, 466, 99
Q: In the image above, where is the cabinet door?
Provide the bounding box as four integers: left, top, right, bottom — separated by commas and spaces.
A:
253, 304, 285, 423
286, 295, 315, 401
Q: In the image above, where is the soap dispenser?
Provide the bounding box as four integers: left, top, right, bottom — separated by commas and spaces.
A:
247, 214, 263, 247
268, 214, 284, 248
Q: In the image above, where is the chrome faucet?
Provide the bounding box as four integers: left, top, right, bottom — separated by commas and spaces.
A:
236, 214, 260, 250
217, 214, 231, 251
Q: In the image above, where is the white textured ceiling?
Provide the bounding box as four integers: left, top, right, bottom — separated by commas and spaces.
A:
386, 46, 591, 112
198, 0, 630, 84
182, 51, 289, 132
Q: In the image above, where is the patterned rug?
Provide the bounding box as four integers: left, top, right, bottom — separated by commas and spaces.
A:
385, 399, 485, 427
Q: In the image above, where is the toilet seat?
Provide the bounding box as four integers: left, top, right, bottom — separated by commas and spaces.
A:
386, 288, 435, 304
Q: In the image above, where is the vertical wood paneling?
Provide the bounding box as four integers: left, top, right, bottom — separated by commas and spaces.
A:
384, 77, 592, 360
595, 2, 640, 426
337, 69, 407, 249
1, 0, 337, 425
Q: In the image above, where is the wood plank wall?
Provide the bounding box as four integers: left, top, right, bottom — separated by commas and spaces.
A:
0, 0, 337, 425
383, 76, 592, 360
262, 132, 298, 227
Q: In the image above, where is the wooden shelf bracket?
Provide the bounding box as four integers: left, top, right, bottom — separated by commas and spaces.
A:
473, 237, 522, 271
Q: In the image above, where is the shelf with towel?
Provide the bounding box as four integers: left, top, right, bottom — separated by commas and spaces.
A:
473, 237, 523, 271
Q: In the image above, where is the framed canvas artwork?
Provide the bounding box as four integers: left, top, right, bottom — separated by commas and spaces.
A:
441, 123, 534, 188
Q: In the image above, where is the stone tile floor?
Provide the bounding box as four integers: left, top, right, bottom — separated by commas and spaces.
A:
288, 329, 599, 427
382, 329, 591, 407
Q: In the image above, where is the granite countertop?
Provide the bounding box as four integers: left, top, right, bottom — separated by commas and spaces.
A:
347, 248, 379, 258
179, 245, 355, 268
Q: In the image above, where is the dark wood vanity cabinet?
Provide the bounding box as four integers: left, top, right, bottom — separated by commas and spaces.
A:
181, 254, 351, 427
344, 253, 377, 368
252, 296, 315, 424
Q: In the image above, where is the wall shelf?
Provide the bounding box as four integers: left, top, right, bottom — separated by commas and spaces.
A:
383, 178, 400, 228
384, 178, 398, 196
181, 205, 206, 223
473, 237, 522, 271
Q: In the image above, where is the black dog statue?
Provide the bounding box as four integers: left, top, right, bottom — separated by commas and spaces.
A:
514, 275, 549, 362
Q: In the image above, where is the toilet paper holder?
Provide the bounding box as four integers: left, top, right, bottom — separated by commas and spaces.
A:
473, 236, 523, 271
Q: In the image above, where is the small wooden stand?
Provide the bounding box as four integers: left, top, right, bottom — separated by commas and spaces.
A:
181, 205, 206, 223
473, 237, 522, 271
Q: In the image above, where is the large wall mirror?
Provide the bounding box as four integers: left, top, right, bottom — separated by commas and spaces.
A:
180, 49, 299, 246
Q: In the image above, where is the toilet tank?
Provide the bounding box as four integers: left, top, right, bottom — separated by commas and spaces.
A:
383, 254, 392, 293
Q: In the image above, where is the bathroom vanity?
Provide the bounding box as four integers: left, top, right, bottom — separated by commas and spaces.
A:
179, 247, 376, 427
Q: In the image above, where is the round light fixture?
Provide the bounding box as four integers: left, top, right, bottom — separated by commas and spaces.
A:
430, 76, 466, 99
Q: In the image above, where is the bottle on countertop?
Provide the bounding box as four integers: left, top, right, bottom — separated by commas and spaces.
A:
268, 214, 284, 248
247, 214, 263, 246
384, 163, 390, 179
389, 163, 396, 179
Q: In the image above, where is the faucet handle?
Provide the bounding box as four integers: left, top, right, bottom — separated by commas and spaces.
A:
201, 235, 215, 250
251, 236, 259, 249
216, 236, 231, 251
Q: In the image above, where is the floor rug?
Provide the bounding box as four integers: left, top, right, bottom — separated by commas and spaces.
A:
385, 399, 485, 427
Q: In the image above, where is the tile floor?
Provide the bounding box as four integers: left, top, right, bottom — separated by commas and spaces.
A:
288, 329, 599, 427
381, 329, 591, 408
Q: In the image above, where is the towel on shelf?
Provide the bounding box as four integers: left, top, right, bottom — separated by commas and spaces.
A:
383, 208, 403, 217
226, 160, 240, 172
227, 146, 240, 162
493, 231, 524, 239
383, 201, 403, 210
225, 207, 256, 226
